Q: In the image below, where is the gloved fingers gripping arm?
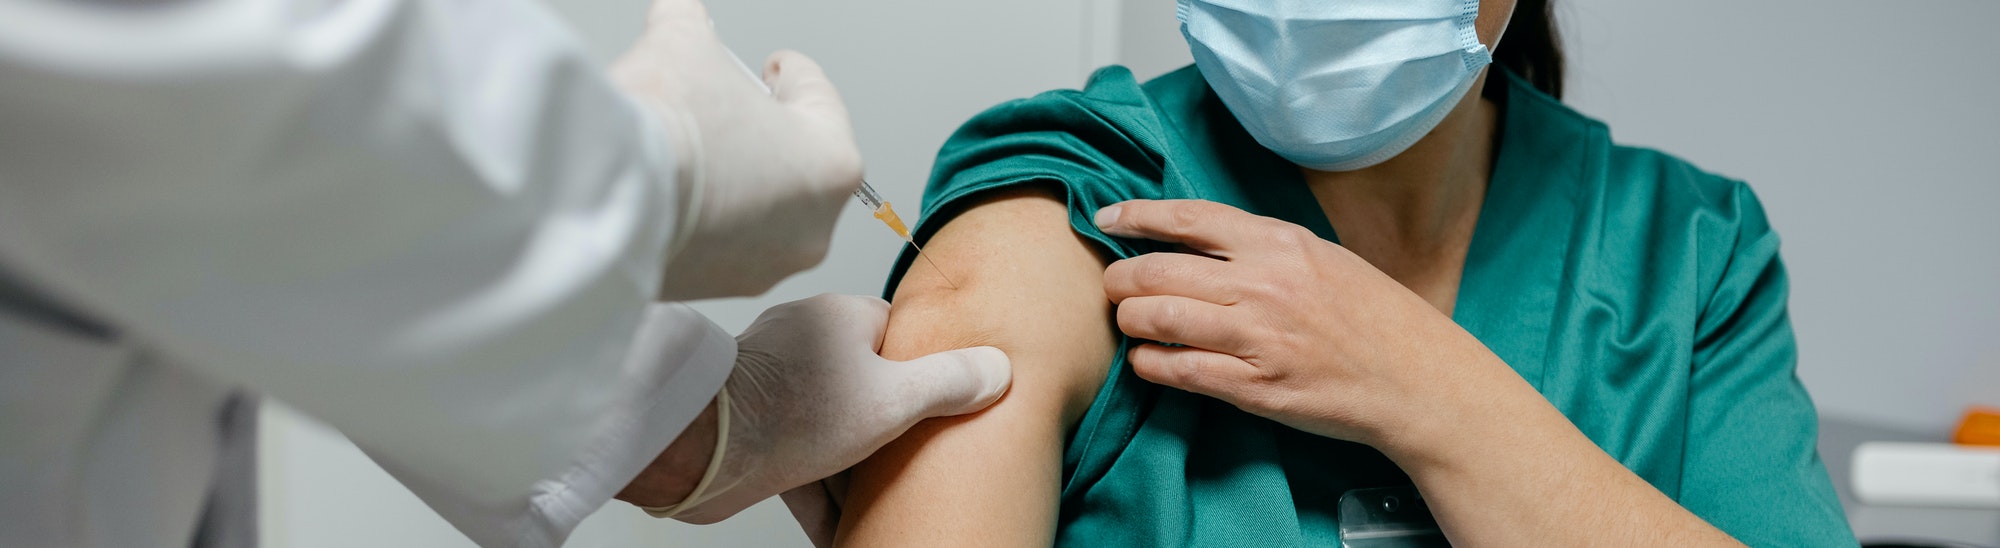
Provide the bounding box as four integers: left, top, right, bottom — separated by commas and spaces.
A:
615, 294, 1013, 524
612, 0, 866, 300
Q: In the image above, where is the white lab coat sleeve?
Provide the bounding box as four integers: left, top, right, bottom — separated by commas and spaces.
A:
0, 0, 732, 546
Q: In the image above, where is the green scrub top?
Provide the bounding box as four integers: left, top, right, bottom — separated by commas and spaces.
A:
883, 66, 1855, 547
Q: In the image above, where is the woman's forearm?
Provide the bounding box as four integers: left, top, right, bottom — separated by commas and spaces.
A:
1383, 354, 1742, 547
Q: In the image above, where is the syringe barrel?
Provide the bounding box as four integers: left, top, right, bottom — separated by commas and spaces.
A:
853, 180, 887, 210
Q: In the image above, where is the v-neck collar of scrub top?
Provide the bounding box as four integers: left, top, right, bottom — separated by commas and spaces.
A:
1150, 67, 1604, 393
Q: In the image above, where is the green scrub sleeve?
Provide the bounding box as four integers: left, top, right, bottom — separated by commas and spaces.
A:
1681, 182, 1857, 546
878, 68, 1181, 500
884, 67, 1173, 295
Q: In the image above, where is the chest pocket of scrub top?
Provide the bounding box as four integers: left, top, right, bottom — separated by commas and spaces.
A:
1337, 487, 1447, 547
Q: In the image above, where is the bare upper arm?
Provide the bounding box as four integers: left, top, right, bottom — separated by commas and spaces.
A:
833, 185, 1118, 546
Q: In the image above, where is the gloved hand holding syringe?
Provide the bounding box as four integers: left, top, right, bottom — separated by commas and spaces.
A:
625, 13, 1005, 530
721, 44, 957, 288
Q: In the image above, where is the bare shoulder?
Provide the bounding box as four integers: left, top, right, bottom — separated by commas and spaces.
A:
836, 184, 1119, 546
881, 184, 1117, 418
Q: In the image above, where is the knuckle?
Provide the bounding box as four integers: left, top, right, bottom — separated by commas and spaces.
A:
1126, 299, 1181, 340
1241, 277, 1281, 301
1170, 354, 1206, 388
1242, 388, 1288, 415
1238, 368, 1284, 398
1290, 225, 1320, 246
1268, 224, 1312, 249
1136, 346, 1198, 387
1169, 203, 1204, 235
1153, 300, 1186, 333
1254, 362, 1289, 385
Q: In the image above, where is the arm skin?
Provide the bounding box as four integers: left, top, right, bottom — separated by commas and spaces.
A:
1389, 355, 1742, 546
834, 186, 1115, 546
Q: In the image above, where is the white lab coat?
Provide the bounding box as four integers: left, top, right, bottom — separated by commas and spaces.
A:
0, 0, 737, 546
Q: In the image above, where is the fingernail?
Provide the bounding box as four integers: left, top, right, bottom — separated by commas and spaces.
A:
1094, 205, 1122, 229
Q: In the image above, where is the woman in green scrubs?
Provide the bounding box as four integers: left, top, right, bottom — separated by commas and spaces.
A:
831, 0, 1855, 545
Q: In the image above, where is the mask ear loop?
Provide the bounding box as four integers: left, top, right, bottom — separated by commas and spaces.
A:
641, 386, 731, 519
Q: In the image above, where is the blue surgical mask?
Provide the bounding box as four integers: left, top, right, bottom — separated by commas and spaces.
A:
1177, 0, 1493, 171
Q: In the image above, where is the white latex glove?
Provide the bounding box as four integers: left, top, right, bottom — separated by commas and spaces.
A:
658, 294, 1012, 526
611, 0, 864, 300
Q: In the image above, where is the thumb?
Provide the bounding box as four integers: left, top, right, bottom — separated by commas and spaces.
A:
891, 346, 1012, 418
763, 50, 851, 123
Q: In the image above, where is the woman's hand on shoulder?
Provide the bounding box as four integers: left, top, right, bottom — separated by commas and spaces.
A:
1093, 199, 1524, 459
1098, 199, 1751, 546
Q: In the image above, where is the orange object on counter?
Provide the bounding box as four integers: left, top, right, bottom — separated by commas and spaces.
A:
1955, 406, 2000, 447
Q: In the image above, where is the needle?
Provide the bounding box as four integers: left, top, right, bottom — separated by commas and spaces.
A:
854, 180, 958, 289
908, 240, 958, 289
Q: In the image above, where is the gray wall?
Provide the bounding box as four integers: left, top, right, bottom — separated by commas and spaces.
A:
1561, 0, 2000, 432
258, 0, 1997, 546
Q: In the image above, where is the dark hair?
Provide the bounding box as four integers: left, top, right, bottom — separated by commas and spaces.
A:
1492, 0, 1565, 100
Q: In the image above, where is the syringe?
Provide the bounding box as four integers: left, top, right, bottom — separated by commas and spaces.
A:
709, 43, 956, 288
854, 181, 957, 289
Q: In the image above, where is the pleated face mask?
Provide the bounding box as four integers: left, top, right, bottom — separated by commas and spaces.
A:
1178, 0, 1493, 171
